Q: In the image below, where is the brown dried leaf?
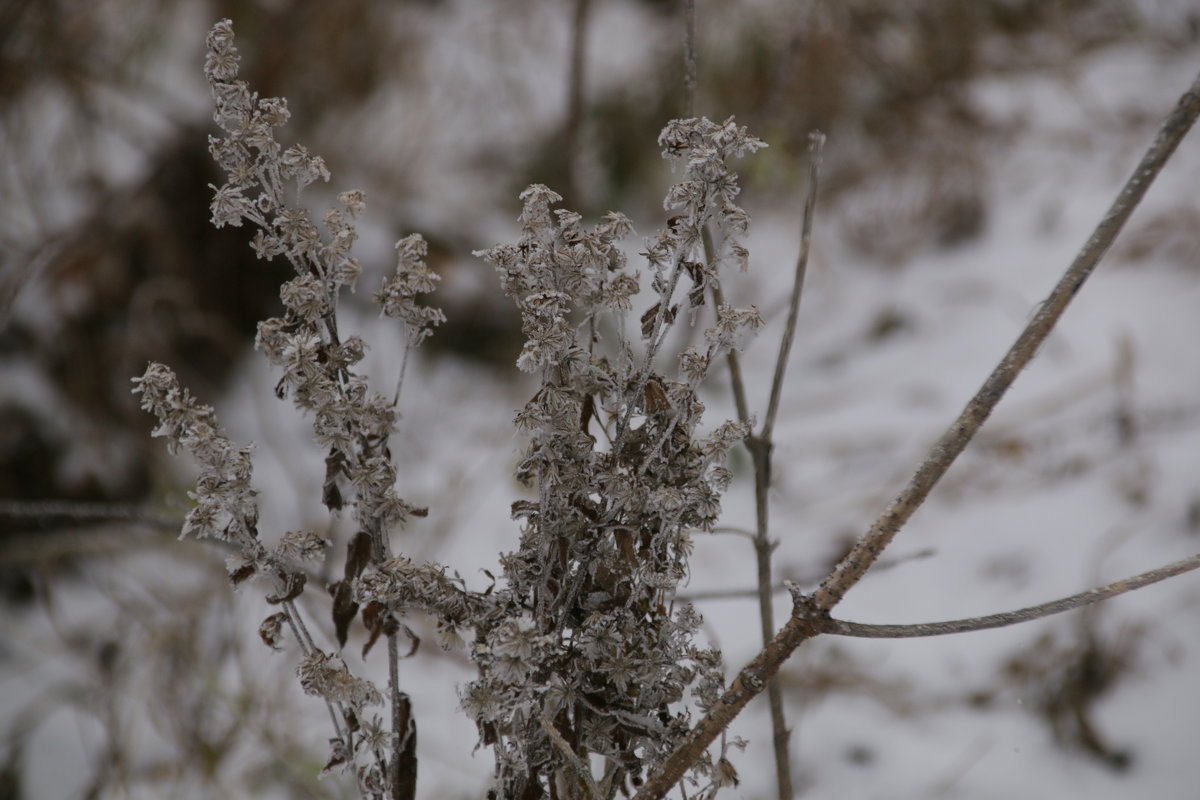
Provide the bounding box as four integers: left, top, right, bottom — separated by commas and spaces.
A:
644, 377, 671, 413
266, 570, 306, 604
511, 500, 539, 520
344, 530, 373, 581
640, 302, 660, 339
331, 580, 359, 649
580, 392, 596, 438
322, 450, 344, 511
399, 621, 420, 659
259, 611, 288, 649
228, 561, 256, 585
614, 528, 637, 566
321, 737, 349, 775
361, 600, 404, 658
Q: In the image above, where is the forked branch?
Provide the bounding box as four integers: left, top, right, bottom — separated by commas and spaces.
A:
634, 66, 1200, 800
811, 70, 1200, 612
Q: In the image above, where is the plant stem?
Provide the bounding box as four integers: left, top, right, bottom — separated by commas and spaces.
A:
683, 0, 697, 118
563, 0, 591, 204
388, 633, 417, 800
761, 131, 823, 444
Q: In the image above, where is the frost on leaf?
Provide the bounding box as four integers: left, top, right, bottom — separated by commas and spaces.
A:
297, 651, 382, 711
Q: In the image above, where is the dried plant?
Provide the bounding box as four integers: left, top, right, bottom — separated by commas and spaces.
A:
132, 17, 1200, 800
136, 19, 439, 797
136, 18, 764, 800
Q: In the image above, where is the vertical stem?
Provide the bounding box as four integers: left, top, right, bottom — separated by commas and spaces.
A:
563, 0, 591, 204
714, 135, 824, 800
683, 0, 697, 118
388, 633, 418, 800
709, 252, 794, 800
749, 434, 793, 800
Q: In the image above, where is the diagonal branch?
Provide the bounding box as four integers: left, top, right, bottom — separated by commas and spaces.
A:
810, 68, 1200, 613
634, 67, 1200, 800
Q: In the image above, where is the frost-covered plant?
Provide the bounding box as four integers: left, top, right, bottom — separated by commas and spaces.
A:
461, 116, 765, 799
136, 19, 442, 798
135, 18, 766, 800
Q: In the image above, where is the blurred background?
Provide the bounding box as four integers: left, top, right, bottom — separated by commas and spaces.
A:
2, 0, 1200, 797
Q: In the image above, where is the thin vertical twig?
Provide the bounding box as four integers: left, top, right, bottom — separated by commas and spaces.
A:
392, 339, 412, 406
563, 0, 592, 204
755, 132, 823, 800
634, 65, 1200, 800
761, 131, 824, 443
683, 0, 697, 118
708, 134, 824, 800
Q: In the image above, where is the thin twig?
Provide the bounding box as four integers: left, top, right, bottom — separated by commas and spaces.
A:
706, 135, 826, 800
752, 133, 824, 800
761, 131, 824, 444
393, 339, 412, 406
633, 66, 1200, 800
281, 600, 351, 748
562, 0, 592, 204
811, 551, 1200, 639
677, 549, 935, 602
683, 0, 697, 118
705, 230, 751, 424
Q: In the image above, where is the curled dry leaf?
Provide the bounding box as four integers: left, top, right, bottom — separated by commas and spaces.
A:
265, 570, 306, 604
331, 580, 359, 649
259, 611, 289, 650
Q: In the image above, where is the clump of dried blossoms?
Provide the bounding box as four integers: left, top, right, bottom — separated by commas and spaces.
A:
135, 19, 441, 797
136, 18, 766, 800
459, 116, 765, 798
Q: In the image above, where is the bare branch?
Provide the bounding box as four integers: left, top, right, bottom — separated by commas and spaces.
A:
811, 68, 1200, 613
634, 66, 1200, 800
810, 551, 1200, 639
